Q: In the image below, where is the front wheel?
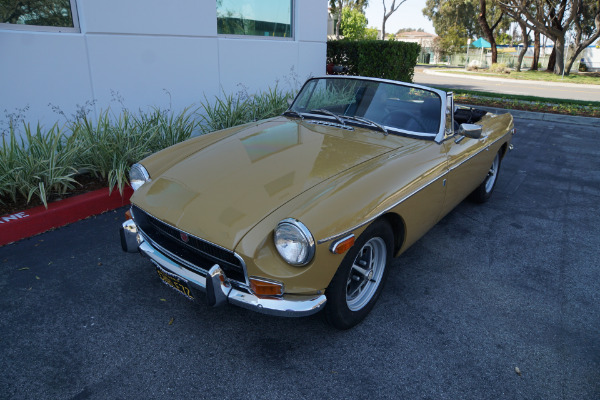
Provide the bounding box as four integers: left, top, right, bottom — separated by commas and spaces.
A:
470, 151, 502, 203
325, 220, 394, 330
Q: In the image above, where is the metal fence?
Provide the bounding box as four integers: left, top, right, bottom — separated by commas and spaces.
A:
442, 52, 554, 70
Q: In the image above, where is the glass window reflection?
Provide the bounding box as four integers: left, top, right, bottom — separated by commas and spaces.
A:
217, 0, 292, 38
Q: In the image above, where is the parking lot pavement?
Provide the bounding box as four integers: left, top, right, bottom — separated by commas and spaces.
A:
1, 117, 599, 400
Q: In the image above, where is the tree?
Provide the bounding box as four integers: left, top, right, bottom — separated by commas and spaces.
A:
382, 0, 408, 40
396, 27, 425, 33
502, 0, 583, 75
423, 0, 482, 53
341, 7, 371, 39
531, 31, 541, 70
365, 27, 380, 39
330, 0, 370, 39
477, 0, 508, 64
515, 19, 530, 71
565, 0, 600, 74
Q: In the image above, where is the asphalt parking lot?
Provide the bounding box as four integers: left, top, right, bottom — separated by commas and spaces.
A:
1, 116, 599, 400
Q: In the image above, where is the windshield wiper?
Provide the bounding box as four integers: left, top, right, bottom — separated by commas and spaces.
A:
283, 110, 305, 120
309, 109, 345, 126
342, 115, 388, 136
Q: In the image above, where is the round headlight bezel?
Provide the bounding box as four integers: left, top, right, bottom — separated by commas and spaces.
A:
274, 218, 315, 266
130, 163, 150, 191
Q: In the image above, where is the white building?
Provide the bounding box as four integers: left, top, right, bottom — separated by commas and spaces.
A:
396, 31, 439, 64
0, 0, 326, 131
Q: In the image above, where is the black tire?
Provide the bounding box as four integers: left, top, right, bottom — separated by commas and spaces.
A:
470, 151, 502, 203
325, 219, 394, 330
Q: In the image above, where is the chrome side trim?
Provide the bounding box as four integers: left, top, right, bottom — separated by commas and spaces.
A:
317, 172, 448, 244
448, 134, 507, 173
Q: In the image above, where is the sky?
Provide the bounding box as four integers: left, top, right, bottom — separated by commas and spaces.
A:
364, 0, 435, 35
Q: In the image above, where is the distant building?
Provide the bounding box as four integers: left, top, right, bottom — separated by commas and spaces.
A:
396, 31, 440, 64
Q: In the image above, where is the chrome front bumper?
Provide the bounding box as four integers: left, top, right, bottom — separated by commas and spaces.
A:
120, 219, 327, 317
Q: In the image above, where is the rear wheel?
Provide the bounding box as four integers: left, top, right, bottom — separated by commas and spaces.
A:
325, 220, 393, 330
470, 151, 501, 203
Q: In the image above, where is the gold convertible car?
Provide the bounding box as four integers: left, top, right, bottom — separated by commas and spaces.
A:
120, 76, 514, 329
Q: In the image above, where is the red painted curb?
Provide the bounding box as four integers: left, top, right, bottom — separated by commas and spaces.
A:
0, 186, 133, 246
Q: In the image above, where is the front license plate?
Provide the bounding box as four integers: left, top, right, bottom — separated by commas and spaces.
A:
155, 264, 194, 300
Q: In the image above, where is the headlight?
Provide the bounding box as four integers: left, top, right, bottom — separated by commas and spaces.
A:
130, 163, 150, 191
274, 218, 315, 266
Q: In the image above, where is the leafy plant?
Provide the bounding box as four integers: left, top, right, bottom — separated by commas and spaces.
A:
0, 122, 80, 207
135, 106, 199, 152
197, 86, 292, 134
71, 109, 159, 194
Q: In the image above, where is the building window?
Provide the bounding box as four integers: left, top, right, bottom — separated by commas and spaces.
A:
217, 0, 292, 38
0, 0, 79, 32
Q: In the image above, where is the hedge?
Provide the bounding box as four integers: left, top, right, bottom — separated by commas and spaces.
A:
327, 40, 421, 83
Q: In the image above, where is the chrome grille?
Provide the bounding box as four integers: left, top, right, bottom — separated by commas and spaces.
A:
131, 205, 246, 283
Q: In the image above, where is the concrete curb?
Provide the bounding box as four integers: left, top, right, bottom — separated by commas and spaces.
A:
0, 186, 133, 246
423, 68, 600, 90
458, 104, 600, 127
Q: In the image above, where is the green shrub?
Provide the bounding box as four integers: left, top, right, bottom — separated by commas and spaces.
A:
0, 123, 80, 207
489, 63, 510, 74
327, 40, 421, 82
197, 85, 293, 134
135, 106, 198, 152
71, 109, 159, 195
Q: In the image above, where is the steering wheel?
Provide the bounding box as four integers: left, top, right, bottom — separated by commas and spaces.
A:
382, 110, 426, 132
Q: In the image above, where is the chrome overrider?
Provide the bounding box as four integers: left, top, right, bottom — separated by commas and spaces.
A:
120, 219, 327, 317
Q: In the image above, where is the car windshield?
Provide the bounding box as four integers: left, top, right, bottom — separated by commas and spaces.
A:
290, 77, 443, 138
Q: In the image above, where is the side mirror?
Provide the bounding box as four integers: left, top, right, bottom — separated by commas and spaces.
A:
458, 123, 482, 139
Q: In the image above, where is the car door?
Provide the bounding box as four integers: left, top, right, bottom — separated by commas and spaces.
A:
440, 99, 496, 216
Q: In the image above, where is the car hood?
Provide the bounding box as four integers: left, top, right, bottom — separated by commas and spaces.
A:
132, 118, 400, 250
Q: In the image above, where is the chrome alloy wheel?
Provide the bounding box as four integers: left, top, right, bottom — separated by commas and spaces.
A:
346, 237, 387, 311
485, 153, 500, 193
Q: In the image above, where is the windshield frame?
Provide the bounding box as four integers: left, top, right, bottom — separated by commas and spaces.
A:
287, 76, 451, 143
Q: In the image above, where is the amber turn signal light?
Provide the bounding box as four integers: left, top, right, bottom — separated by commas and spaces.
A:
249, 277, 284, 297
330, 234, 355, 254
125, 209, 132, 220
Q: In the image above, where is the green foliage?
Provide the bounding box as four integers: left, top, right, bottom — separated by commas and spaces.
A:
0, 123, 79, 207
423, 0, 479, 52
340, 7, 369, 40
72, 110, 159, 195
327, 40, 421, 82
364, 27, 379, 40
489, 63, 509, 73
136, 107, 198, 151
329, 0, 369, 14
496, 33, 513, 45
197, 85, 292, 134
